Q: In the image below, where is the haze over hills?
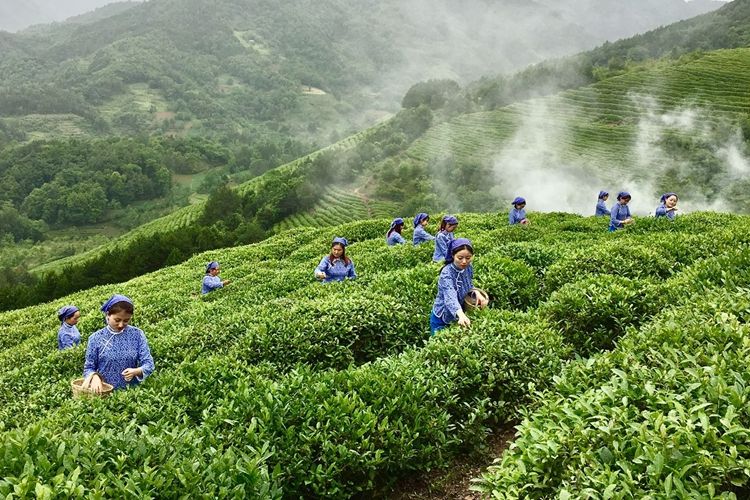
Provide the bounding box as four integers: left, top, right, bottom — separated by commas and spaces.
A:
0, 0, 728, 144
0, 0, 143, 33
539, 0, 728, 41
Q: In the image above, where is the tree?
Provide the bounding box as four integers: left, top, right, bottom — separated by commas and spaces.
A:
60, 182, 108, 225
402, 79, 461, 110
200, 183, 242, 225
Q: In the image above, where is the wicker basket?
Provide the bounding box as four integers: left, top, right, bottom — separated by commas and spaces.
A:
71, 376, 114, 399
464, 288, 490, 310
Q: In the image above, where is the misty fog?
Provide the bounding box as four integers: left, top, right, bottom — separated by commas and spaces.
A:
486, 95, 748, 217
0, 0, 143, 33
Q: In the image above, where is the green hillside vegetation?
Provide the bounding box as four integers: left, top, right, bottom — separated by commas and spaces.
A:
274, 187, 399, 232
0, 107, 430, 311
8, 45, 750, 311
1, 0, 748, 311
398, 48, 750, 211
0, 0, 727, 144
466, 0, 750, 113
2, 212, 750, 496
0, 134, 311, 233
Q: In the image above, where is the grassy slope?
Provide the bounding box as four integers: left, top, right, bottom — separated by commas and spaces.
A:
2, 212, 750, 496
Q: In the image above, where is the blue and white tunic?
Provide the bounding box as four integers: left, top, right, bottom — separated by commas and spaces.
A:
387, 232, 406, 246
83, 325, 155, 390
432, 231, 455, 262
610, 203, 631, 230
315, 256, 356, 282
413, 225, 435, 246
202, 275, 224, 294
57, 323, 81, 350
655, 204, 676, 220
432, 263, 474, 324
509, 208, 527, 225
595, 200, 611, 217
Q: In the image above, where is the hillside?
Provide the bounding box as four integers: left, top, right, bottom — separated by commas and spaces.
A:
0, 0, 727, 142
13, 45, 750, 313
2, 212, 750, 496
404, 48, 750, 214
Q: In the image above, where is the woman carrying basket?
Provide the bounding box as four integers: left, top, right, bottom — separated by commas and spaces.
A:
83, 294, 154, 393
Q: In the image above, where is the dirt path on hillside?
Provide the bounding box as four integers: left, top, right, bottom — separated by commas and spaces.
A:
384, 425, 516, 499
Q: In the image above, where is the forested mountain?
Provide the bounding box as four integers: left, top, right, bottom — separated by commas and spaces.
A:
0, 0, 727, 145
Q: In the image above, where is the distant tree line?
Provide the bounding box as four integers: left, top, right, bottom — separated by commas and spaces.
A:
0, 133, 314, 241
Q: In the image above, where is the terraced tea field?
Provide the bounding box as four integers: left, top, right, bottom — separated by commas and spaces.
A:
274, 186, 398, 231
4, 211, 750, 497
409, 49, 750, 183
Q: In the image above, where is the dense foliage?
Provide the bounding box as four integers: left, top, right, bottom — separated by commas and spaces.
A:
1, 212, 750, 497
475, 243, 750, 497
0, 107, 430, 310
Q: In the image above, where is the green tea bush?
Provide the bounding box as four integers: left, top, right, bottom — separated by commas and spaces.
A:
473, 253, 540, 309
544, 241, 674, 292
3, 211, 750, 497
540, 274, 662, 355
204, 310, 568, 497
476, 289, 750, 498
496, 241, 568, 275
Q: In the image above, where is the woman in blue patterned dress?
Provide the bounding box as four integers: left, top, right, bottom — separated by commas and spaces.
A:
609, 191, 634, 231
432, 215, 458, 262
315, 237, 357, 282
57, 305, 81, 350
655, 192, 679, 220
509, 197, 530, 225
430, 238, 488, 335
202, 261, 230, 294
386, 218, 406, 246
412, 213, 435, 246
83, 294, 155, 393
595, 191, 611, 217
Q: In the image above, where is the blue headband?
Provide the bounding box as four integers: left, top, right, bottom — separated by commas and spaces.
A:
442, 215, 458, 225
598, 191, 609, 199
445, 237, 474, 264
332, 237, 348, 247
100, 294, 133, 315
413, 213, 429, 227
617, 191, 631, 200
57, 305, 79, 323
205, 261, 219, 273
389, 218, 404, 230
512, 197, 526, 205
660, 192, 678, 203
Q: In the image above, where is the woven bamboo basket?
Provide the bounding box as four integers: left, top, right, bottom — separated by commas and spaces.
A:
464, 288, 490, 310
71, 376, 114, 399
